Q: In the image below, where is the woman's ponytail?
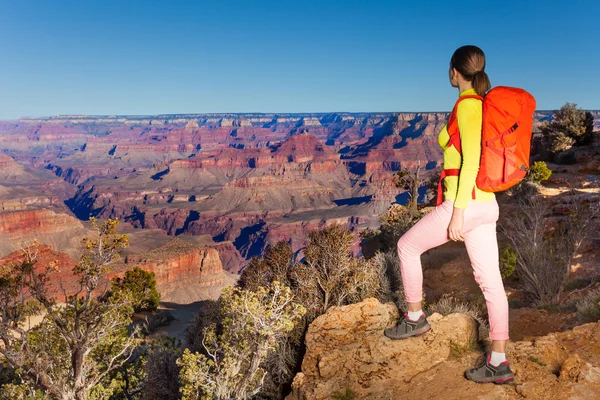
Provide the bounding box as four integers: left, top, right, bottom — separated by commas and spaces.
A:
472, 70, 491, 97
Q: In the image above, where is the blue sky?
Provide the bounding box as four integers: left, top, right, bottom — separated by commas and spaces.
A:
0, 0, 598, 119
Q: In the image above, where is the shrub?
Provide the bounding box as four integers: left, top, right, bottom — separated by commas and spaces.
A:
526, 161, 552, 184
232, 227, 393, 399
238, 241, 294, 292
145, 310, 176, 334
370, 249, 405, 310
426, 296, 489, 340
500, 195, 599, 305
176, 282, 306, 400
550, 132, 576, 153
575, 289, 600, 323
143, 338, 182, 400
296, 224, 389, 316
361, 204, 425, 257
111, 267, 161, 312
499, 244, 517, 280
510, 180, 542, 201
541, 103, 595, 159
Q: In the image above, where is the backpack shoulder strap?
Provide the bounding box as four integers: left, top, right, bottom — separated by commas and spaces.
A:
446, 94, 484, 154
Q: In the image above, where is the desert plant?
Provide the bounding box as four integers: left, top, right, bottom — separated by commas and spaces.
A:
110, 267, 161, 312
525, 161, 552, 184
176, 282, 306, 400
361, 204, 425, 257
394, 161, 423, 218
500, 195, 599, 305
296, 224, 389, 315
370, 249, 405, 310
234, 242, 306, 399
499, 244, 517, 280
550, 132, 576, 153
575, 288, 600, 323
238, 240, 294, 292
143, 338, 182, 400
426, 296, 489, 340
510, 180, 542, 201
0, 218, 138, 400
185, 300, 221, 354
541, 103, 595, 158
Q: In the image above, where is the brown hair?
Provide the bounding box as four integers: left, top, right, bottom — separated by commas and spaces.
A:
450, 45, 491, 97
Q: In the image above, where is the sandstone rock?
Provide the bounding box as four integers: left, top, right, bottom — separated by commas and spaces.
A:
560, 354, 586, 382
287, 297, 600, 400
287, 298, 478, 399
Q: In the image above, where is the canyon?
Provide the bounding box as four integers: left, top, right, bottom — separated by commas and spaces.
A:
1, 110, 598, 301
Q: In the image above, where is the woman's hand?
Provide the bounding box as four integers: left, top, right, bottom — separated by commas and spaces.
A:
448, 208, 465, 241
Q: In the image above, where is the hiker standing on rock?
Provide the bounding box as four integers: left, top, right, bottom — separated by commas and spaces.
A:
384, 45, 535, 384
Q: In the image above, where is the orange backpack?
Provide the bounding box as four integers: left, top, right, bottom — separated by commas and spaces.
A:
436, 86, 536, 206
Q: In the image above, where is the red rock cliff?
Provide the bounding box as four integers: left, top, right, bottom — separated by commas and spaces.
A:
112, 238, 226, 293
0, 209, 84, 238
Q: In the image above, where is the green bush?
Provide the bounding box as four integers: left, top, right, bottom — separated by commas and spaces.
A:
526, 161, 552, 184
499, 244, 517, 279
111, 267, 161, 312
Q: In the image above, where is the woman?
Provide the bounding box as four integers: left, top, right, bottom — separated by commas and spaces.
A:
383, 45, 513, 384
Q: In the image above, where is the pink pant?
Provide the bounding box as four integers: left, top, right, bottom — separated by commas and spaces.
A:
397, 199, 509, 341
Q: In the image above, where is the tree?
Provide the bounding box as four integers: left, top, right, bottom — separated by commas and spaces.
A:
0, 218, 138, 400
110, 267, 160, 312
176, 282, 306, 400
541, 103, 595, 154
394, 161, 423, 218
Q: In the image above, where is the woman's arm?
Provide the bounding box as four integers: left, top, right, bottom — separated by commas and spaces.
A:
447, 97, 482, 241
455, 98, 483, 209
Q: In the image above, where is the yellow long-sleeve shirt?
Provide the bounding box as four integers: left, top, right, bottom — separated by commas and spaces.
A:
437, 88, 495, 209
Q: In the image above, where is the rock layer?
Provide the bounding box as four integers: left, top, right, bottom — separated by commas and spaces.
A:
111, 238, 226, 296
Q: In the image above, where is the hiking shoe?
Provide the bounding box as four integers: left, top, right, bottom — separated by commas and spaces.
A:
384, 312, 431, 340
465, 354, 515, 384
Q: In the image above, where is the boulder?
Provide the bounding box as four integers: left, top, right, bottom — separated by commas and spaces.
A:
287, 298, 478, 399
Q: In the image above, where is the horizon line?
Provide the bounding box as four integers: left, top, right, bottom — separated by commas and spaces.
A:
6, 108, 600, 121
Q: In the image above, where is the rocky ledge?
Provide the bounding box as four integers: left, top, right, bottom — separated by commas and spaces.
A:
287, 298, 600, 400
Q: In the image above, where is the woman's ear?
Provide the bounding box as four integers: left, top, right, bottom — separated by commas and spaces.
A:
449, 67, 459, 87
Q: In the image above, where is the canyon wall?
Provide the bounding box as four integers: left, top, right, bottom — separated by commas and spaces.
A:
1, 109, 595, 274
